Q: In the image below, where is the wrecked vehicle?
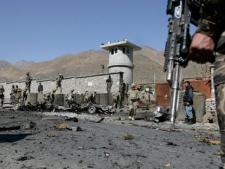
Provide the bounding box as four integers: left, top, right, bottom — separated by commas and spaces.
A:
152, 106, 171, 123
65, 101, 116, 115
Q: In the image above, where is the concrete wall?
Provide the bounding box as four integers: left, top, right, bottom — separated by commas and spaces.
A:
1, 72, 123, 100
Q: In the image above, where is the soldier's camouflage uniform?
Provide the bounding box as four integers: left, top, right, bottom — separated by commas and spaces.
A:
25, 73, 32, 93
0, 85, 4, 107
195, 0, 225, 166
127, 85, 139, 121
112, 91, 120, 109
55, 75, 64, 93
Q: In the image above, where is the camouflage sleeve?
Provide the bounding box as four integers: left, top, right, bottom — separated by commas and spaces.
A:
196, 0, 225, 43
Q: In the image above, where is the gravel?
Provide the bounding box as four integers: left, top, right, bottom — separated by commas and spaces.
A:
0, 110, 222, 169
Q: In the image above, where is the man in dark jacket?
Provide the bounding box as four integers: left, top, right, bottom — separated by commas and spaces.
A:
183, 81, 194, 124
38, 82, 43, 93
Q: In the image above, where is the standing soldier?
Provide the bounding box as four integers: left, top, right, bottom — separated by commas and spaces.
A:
10, 85, 15, 105
112, 90, 120, 111
43, 89, 56, 111
25, 72, 32, 93
0, 85, 5, 107
55, 74, 64, 93
84, 91, 96, 104
188, 0, 225, 166
15, 85, 22, 104
44, 89, 56, 104
65, 89, 75, 107
127, 83, 139, 120
21, 88, 28, 102
139, 90, 147, 104
106, 75, 112, 93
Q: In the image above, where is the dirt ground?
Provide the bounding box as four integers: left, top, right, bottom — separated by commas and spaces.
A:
0, 109, 223, 169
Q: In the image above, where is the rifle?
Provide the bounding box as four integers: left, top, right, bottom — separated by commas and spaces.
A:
164, 0, 200, 126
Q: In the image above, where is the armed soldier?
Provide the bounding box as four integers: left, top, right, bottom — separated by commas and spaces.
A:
43, 89, 56, 111
112, 90, 120, 111
65, 89, 76, 108
25, 72, 32, 93
44, 89, 56, 105
0, 85, 5, 107
187, 0, 225, 167
106, 75, 113, 93
55, 74, 64, 93
10, 85, 15, 105
126, 83, 139, 120
21, 88, 28, 102
84, 91, 96, 104
15, 85, 22, 104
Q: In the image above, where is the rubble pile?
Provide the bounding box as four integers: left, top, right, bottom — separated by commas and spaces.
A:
205, 98, 216, 113
203, 98, 217, 123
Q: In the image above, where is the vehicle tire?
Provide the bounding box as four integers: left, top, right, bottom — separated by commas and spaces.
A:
88, 105, 96, 114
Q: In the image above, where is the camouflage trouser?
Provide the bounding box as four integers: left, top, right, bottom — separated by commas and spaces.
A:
26, 83, 31, 93
215, 83, 225, 164
113, 99, 118, 109
129, 101, 139, 117
0, 95, 4, 107
10, 94, 15, 105
55, 84, 62, 93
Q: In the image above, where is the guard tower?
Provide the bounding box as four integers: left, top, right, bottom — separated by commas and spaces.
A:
100, 39, 141, 84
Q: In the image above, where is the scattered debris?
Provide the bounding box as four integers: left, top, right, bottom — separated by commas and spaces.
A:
53, 123, 69, 130
65, 117, 78, 122
165, 163, 171, 167
198, 137, 220, 145
166, 142, 177, 146
17, 156, 34, 161
123, 134, 134, 140
152, 106, 170, 123
69, 126, 82, 132
47, 134, 56, 137
0, 125, 20, 131
21, 121, 36, 130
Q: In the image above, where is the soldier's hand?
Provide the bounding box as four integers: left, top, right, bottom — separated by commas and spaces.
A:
189, 33, 215, 64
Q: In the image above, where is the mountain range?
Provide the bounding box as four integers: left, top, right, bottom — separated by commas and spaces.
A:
0, 46, 211, 83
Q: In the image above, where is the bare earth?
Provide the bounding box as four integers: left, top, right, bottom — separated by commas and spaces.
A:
0, 109, 223, 169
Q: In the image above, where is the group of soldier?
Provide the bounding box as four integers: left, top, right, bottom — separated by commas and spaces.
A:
9, 72, 32, 105
0, 73, 151, 120
105, 75, 152, 120
0, 73, 64, 109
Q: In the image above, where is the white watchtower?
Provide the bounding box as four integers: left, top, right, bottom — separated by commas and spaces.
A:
100, 39, 141, 84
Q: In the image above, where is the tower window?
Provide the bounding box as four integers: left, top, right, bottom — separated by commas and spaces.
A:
122, 47, 130, 54
111, 48, 118, 55
126, 48, 130, 54
111, 49, 114, 54
115, 47, 117, 54
123, 47, 125, 53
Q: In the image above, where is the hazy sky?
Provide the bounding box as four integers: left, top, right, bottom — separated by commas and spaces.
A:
0, 0, 196, 63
